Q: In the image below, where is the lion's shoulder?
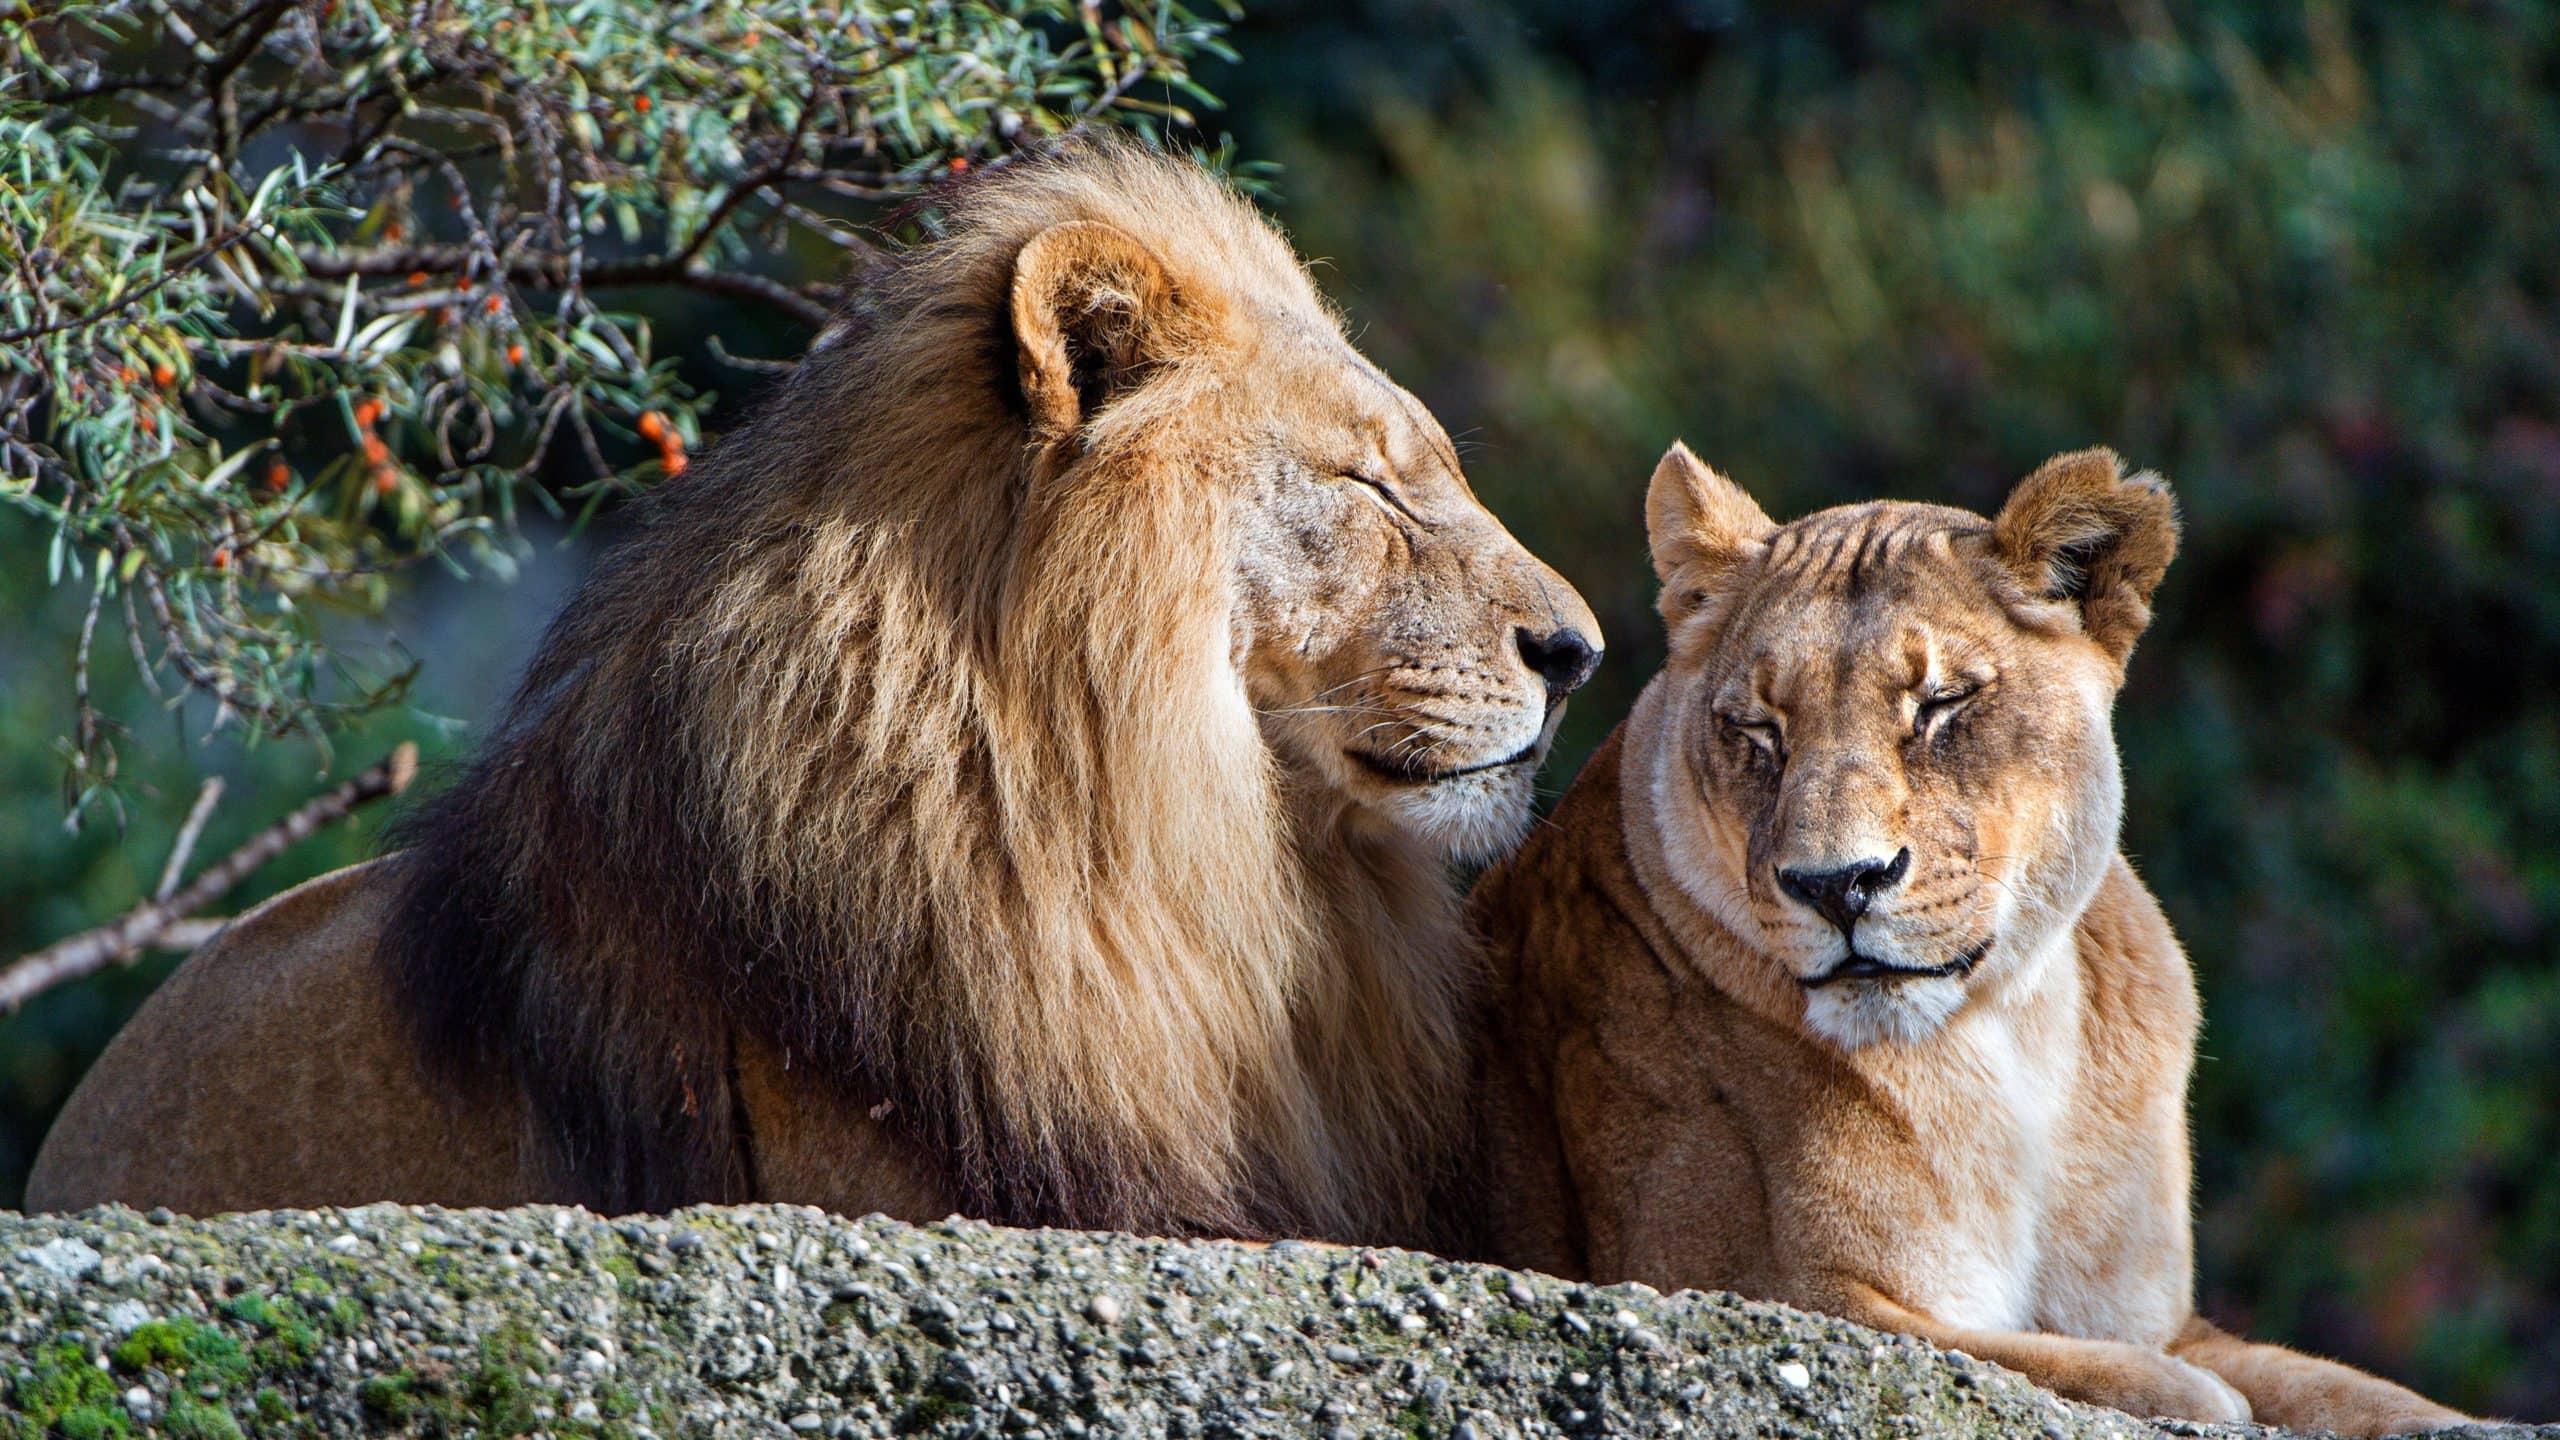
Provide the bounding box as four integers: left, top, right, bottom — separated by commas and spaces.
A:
119, 856, 402, 1034
26, 857, 532, 1213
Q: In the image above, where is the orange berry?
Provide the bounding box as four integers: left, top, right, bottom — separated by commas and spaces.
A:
407, 270, 429, 286
636, 411, 666, 441
211, 548, 230, 571
117, 364, 136, 384
266, 460, 290, 491
457, 275, 473, 292
742, 28, 760, 45
363, 434, 390, 465
484, 294, 503, 315
506, 342, 525, 366
662, 451, 688, 476
354, 398, 384, 427
949, 156, 970, 173
373, 466, 398, 494
635, 94, 652, 113
137, 409, 157, 435
385, 219, 405, 242
152, 361, 176, 387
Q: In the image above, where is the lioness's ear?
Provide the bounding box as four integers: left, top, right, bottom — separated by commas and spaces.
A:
1646, 442, 1774, 629
1989, 447, 2179, 663
1011, 220, 1180, 443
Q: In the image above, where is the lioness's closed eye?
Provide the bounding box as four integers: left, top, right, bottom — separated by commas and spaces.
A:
1467, 444, 2476, 1436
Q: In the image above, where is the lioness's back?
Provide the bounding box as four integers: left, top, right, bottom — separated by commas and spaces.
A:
25, 859, 529, 1213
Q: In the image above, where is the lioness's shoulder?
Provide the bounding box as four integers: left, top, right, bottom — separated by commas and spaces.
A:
2076, 855, 2203, 1040
1469, 731, 1667, 1002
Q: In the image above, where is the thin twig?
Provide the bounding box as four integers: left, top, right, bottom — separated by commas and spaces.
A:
0, 743, 418, 1012
294, 242, 842, 327
71, 576, 105, 778
155, 776, 226, 901
205, 0, 297, 165
119, 584, 163, 700
148, 917, 231, 953
35, 73, 189, 105
0, 220, 262, 345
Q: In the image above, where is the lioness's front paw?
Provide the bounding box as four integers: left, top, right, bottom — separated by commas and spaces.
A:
2119, 1353, 2252, 1425
2182, 1361, 2254, 1425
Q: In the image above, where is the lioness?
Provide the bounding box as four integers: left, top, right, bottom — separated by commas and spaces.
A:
30, 140, 1601, 1243
1467, 444, 2471, 1433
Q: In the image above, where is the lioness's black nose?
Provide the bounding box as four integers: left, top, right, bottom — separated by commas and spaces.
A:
1517, 627, 1601, 702
1777, 848, 1912, 934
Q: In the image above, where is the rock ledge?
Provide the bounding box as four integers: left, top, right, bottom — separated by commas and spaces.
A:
0, 1206, 2536, 1438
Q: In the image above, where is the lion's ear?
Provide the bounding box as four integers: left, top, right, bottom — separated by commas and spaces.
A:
1646, 442, 1774, 630
1011, 220, 1179, 443
1988, 447, 2180, 663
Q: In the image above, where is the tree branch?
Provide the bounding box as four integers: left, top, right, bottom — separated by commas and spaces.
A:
0, 743, 419, 1012
34, 71, 188, 105
293, 244, 844, 328
205, 0, 296, 164
155, 776, 226, 901
0, 219, 261, 344
651, 265, 838, 328
147, 917, 231, 953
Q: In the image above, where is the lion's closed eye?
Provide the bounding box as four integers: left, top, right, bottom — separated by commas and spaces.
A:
1332, 467, 1422, 525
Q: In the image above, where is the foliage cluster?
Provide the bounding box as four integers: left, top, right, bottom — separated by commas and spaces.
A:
3, 0, 1234, 825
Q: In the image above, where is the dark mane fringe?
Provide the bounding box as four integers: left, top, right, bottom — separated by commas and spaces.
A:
381, 476, 769, 1212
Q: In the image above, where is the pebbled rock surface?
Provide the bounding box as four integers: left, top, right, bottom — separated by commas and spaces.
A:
0, 1205, 2543, 1439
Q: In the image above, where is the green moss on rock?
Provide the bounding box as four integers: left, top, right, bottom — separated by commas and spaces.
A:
10, 1339, 130, 1440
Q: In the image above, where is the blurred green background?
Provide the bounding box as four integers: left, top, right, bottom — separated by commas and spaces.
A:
7, 0, 2557, 1417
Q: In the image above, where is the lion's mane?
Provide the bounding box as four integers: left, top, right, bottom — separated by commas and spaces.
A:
385, 140, 1471, 1239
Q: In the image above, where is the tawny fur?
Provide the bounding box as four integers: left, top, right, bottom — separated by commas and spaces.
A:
29, 139, 1599, 1242
1466, 445, 2473, 1435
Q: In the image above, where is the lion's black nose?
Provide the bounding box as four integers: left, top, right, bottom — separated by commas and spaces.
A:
1777, 848, 1912, 934
1517, 627, 1601, 703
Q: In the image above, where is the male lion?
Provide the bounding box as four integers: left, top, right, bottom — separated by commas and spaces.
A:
1466, 444, 2470, 1433
30, 140, 1602, 1244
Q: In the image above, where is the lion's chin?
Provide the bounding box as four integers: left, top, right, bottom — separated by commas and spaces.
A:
1360, 766, 1540, 868
1801, 972, 1971, 1050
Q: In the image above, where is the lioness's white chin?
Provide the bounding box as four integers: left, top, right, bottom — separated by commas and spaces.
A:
1801, 974, 1971, 1050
